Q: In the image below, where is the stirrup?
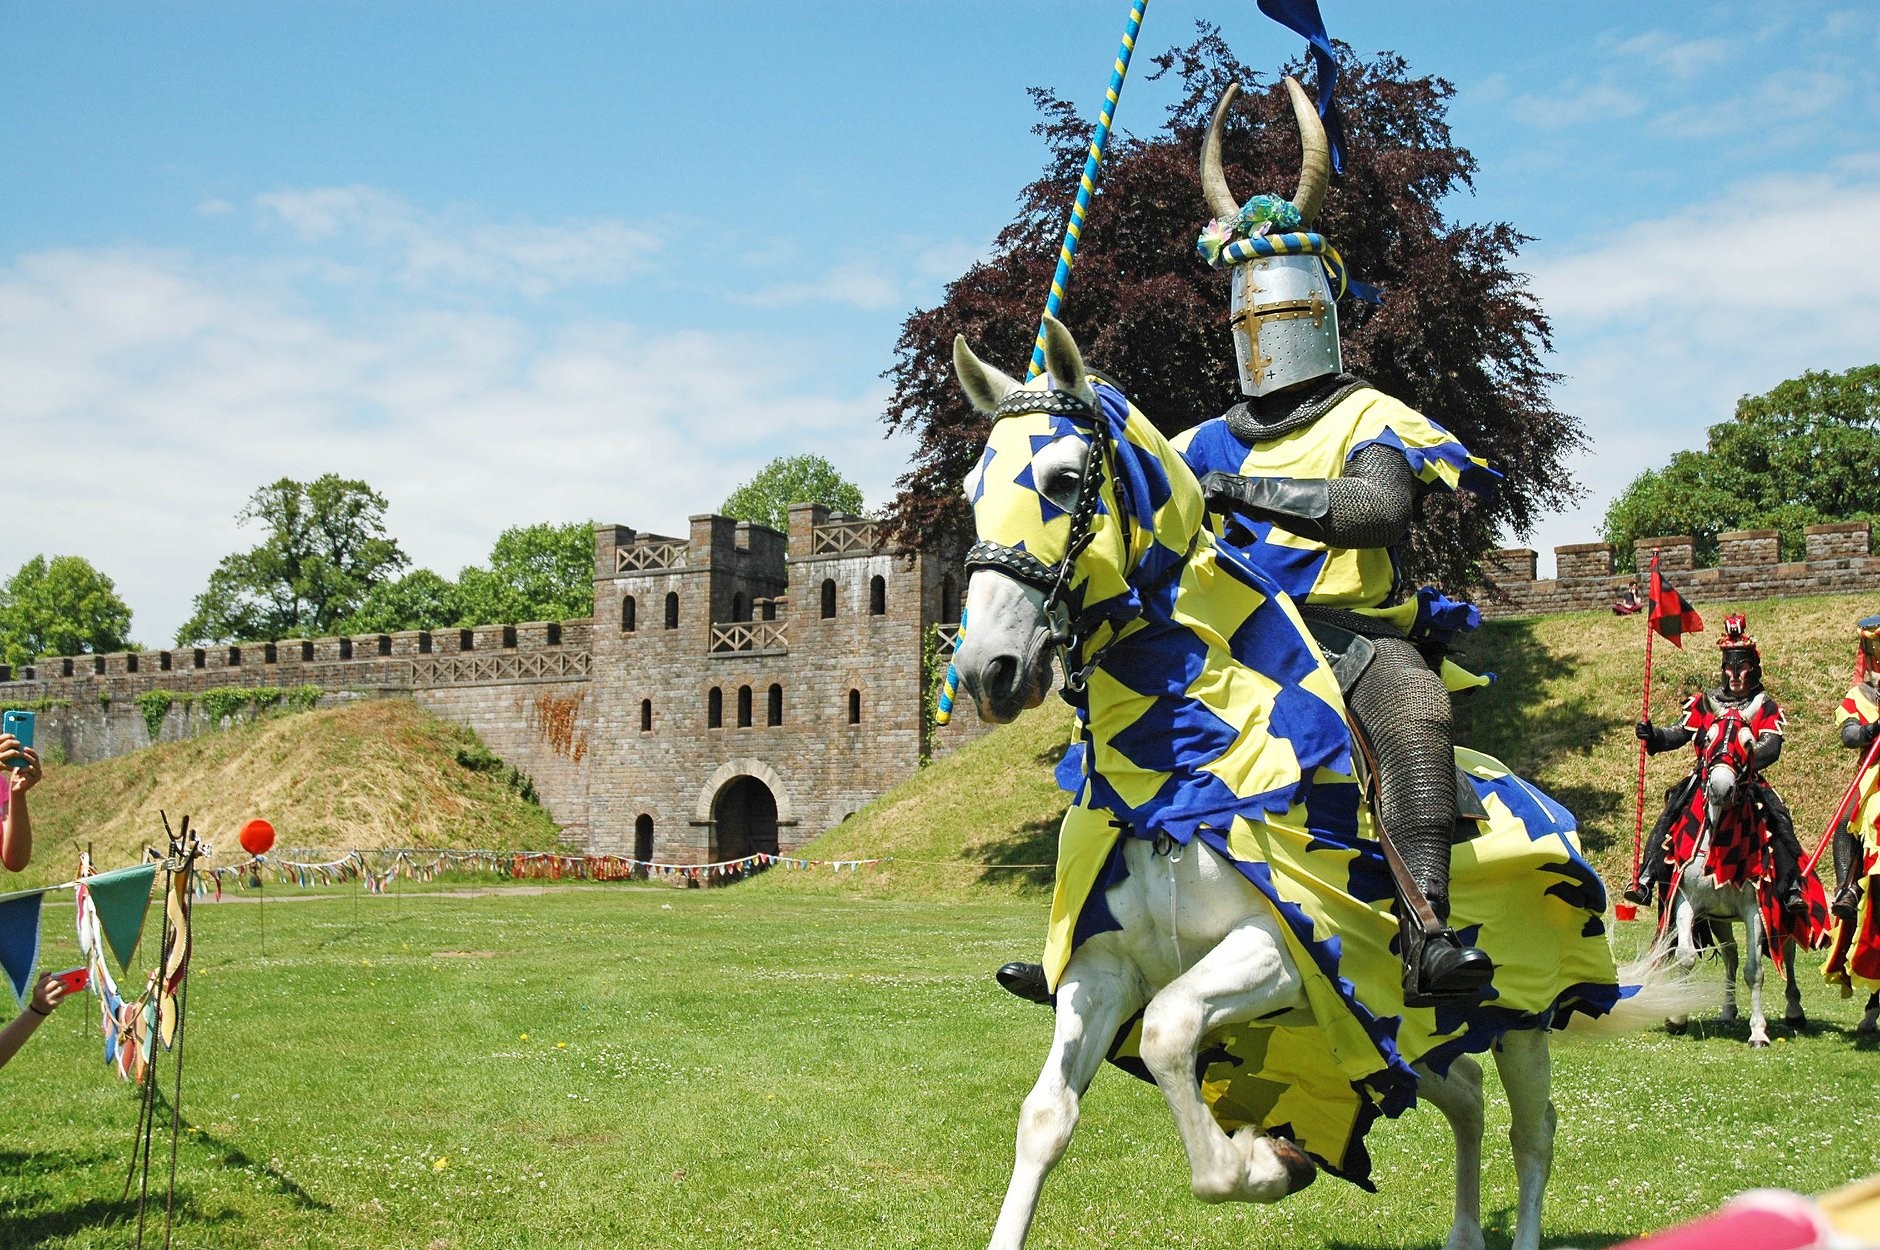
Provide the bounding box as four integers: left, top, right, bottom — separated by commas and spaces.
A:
1403, 926, 1494, 1008
995, 962, 1055, 1007
1622, 880, 1654, 907
1833, 883, 1861, 922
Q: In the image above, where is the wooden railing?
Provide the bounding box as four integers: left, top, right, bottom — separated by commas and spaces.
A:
935, 624, 962, 656
617, 542, 687, 572
413, 650, 592, 686
709, 622, 789, 654
810, 520, 878, 555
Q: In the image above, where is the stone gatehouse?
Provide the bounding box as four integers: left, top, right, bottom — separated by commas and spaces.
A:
0, 503, 988, 865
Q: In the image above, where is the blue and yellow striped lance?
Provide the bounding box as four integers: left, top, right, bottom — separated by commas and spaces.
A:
936, 0, 1148, 727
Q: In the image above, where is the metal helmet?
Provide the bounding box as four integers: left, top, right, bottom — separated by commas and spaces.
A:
1853, 613, 1880, 683
1201, 78, 1340, 397
1717, 613, 1763, 700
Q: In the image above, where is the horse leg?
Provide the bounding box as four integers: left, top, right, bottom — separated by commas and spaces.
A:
1666, 891, 1696, 1034
1861, 992, 1880, 1036
1137, 918, 1316, 1204
1716, 919, 1740, 1026
1492, 1028, 1556, 1250
1414, 1056, 1486, 1250
1741, 904, 1769, 1047
987, 950, 1142, 1250
1782, 937, 1805, 1030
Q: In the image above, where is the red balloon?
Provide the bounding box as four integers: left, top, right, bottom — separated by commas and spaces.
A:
239, 819, 276, 857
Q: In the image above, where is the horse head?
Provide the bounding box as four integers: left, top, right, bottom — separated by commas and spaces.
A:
1694, 707, 1756, 821
949, 315, 1204, 722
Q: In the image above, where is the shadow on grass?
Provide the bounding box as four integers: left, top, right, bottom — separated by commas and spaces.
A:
976, 816, 1059, 891
1453, 617, 1629, 858
1328, 1216, 1639, 1250
0, 1147, 232, 1245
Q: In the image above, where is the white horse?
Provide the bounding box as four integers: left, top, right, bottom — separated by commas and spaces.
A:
951, 318, 1700, 1250
1661, 711, 1804, 1047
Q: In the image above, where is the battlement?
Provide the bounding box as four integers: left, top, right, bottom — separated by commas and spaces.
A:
1479, 522, 1879, 617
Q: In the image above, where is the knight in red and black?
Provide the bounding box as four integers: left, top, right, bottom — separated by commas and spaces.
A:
1624, 614, 1808, 914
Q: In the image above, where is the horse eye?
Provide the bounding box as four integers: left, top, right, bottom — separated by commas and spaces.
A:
1043, 469, 1082, 505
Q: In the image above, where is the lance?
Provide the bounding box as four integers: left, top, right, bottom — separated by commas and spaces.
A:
1626, 553, 1659, 912
1802, 728, 1880, 879
935, 0, 1149, 726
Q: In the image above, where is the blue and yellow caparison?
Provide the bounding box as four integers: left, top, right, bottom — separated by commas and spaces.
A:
967, 366, 1625, 1188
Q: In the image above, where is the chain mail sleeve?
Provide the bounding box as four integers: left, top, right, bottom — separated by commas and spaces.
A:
1197, 443, 1417, 547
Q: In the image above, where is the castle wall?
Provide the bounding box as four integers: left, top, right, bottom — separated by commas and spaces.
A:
1478, 522, 1880, 618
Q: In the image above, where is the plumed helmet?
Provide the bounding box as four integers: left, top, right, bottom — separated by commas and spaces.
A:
1717, 613, 1762, 697
1853, 613, 1880, 681
1198, 78, 1340, 398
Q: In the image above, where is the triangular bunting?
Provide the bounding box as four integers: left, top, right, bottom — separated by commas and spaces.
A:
86, 863, 158, 974
0, 888, 47, 1007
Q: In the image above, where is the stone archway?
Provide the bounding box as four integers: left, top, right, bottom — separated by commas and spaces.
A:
695, 758, 793, 862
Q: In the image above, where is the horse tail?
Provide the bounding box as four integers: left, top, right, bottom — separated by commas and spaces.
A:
1556, 937, 1712, 1040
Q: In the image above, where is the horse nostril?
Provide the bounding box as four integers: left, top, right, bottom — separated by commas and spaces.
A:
985, 654, 1018, 699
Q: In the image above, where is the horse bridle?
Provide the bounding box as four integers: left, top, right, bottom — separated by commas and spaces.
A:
962, 386, 1131, 694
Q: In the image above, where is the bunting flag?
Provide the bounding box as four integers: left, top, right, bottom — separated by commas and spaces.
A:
85, 863, 158, 973
1256, 0, 1346, 173
1647, 549, 1704, 646
0, 888, 45, 1006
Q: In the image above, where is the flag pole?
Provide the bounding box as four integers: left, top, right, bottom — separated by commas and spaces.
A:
935, 0, 1150, 726
1802, 730, 1880, 879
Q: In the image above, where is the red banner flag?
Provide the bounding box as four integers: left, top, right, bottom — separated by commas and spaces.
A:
1647, 550, 1703, 647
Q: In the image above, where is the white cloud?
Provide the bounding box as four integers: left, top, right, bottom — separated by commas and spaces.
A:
0, 204, 913, 644
253, 185, 664, 296
1506, 77, 1645, 129
1609, 30, 1735, 79
1514, 160, 1880, 570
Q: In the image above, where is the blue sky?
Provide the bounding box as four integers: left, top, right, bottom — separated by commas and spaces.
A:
3, 2, 1877, 643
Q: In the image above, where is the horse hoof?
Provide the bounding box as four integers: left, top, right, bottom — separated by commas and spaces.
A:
1664, 1019, 1688, 1036
1750, 1038, 1769, 1049
1784, 1012, 1806, 1029
1271, 1136, 1317, 1196
1859, 1018, 1878, 1036
1718, 1007, 1738, 1025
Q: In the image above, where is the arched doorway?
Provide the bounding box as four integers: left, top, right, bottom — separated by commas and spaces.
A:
711, 774, 779, 861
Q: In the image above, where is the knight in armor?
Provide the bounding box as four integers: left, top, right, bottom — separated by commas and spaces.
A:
996, 80, 1500, 1009
1827, 614, 1880, 922
1623, 614, 1807, 914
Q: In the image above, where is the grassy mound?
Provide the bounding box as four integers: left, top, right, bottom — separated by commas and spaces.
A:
11, 698, 564, 887
779, 591, 1874, 899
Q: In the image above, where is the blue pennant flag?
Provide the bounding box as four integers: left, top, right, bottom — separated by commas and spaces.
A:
1257, 0, 1346, 175
0, 888, 47, 1007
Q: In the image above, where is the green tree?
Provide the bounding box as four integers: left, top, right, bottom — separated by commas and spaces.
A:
0, 555, 135, 665
336, 569, 467, 634
720, 454, 864, 533
1602, 365, 1880, 568
456, 521, 595, 626
178, 475, 407, 644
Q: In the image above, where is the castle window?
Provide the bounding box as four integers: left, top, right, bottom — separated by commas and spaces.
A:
665, 592, 680, 630
869, 575, 886, 616
848, 688, 861, 724
941, 574, 960, 624
263, 643, 277, 664
622, 596, 636, 632
192, 649, 205, 670
546, 623, 561, 646
302, 640, 315, 661
378, 634, 393, 655
640, 699, 653, 732
93, 656, 105, 675
708, 687, 723, 728
737, 685, 752, 728
227, 647, 241, 667
761, 598, 777, 621
339, 638, 353, 660
767, 684, 783, 726
126, 653, 139, 673
502, 625, 518, 649
417, 632, 432, 655
634, 814, 654, 865
820, 578, 837, 619
732, 592, 748, 623
61, 659, 74, 677
459, 629, 475, 652
158, 652, 172, 672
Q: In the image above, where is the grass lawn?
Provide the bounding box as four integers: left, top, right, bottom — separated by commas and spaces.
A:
3, 884, 1878, 1249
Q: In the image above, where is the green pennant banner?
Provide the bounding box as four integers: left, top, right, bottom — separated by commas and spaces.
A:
87, 864, 157, 974
0, 888, 47, 1007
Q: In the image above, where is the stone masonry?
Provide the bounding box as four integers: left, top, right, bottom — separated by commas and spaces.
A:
1477, 522, 1880, 618
0, 508, 986, 864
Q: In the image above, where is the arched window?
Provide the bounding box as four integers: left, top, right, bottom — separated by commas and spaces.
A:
820, 578, 837, 619
731, 592, 748, 623
708, 687, 723, 728
622, 596, 636, 632
940, 574, 960, 624
767, 683, 783, 726
737, 685, 753, 728
869, 575, 886, 616
640, 699, 653, 732
664, 591, 679, 629
848, 688, 861, 724
634, 815, 654, 866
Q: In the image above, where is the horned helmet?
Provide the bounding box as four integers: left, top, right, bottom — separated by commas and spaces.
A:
1198, 77, 1339, 397
1854, 613, 1880, 684
1717, 613, 1763, 700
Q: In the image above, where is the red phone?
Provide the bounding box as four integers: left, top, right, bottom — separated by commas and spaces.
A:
51, 967, 89, 993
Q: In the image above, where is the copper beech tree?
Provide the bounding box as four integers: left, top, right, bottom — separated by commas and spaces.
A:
881, 29, 1579, 593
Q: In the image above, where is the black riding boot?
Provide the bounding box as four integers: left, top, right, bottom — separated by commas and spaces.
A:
1626, 795, 1680, 906
1834, 826, 1864, 922
1761, 788, 1807, 916
996, 961, 1054, 1007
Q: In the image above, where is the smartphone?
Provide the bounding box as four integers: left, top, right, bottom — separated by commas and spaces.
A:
51, 966, 89, 994
1, 710, 33, 769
